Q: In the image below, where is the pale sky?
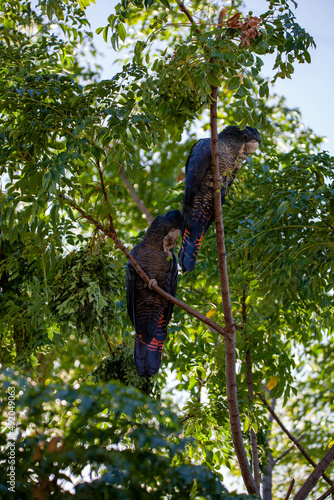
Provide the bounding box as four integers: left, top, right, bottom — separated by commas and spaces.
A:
85, 0, 334, 155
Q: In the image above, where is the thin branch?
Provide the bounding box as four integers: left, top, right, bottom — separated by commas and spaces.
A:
316, 484, 334, 500
258, 394, 333, 487
285, 479, 295, 500
119, 165, 154, 223
274, 434, 307, 465
243, 289, 260, 491
58, 192, 227, 338
179, 413, 195, 426
262, 396, 276, 500
228, 0, 235, 19
293, 445, 334, 500
210, 85, 258, 496
59, 192, 110, 233
176, 0, 200, 32
102, 330, 112, 353
96, 158, 115, 232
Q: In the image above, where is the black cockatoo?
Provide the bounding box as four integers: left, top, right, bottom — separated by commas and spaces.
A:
179, 125, 261, 272
126, 210, 183, 378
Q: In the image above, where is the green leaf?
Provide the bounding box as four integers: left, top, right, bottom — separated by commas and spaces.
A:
228, 76, 240, 91
103, 26, 109, 43
118, 23, 126, 43
207, 73, 221, 87
188, 376, 198, 391
243, 77, 252, 89
243, 416, 250, 433
304, 51, 311, 63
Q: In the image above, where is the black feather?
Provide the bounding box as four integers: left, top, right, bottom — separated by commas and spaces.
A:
126, 210, 183, 378
179, 125, 261, 272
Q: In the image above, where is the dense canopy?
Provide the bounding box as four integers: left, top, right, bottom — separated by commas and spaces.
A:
0, 0, 333, 498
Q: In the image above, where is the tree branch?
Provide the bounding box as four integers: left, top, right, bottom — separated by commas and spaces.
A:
274, 434, 307, 465
293, 445, 334, 500
285, 479, 295, 500
175, 0, 260, 491
210, 85, 258, 496
179, 413, 195, 425
243, 289, 261, 491
262, 396, 276, 500
258, 394, 333, 487
96, 158, 116, 233
119, 164, 154, 223
58, 192, 228, 338
316, 484, 334, 500
176, 0, 200, 32
102, 330, 112, 353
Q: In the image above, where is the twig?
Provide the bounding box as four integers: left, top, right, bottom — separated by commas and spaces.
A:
96, 159, 115, 232
258, 394, 333, 487
119, 165, 154, 223
58, 192, 227, 338
179, 413, 195, 425
102, 330, 112, 353
274, 434, 307, 465
316, 484, 334, 500
293, 445, 334, 500
285, 479, 295, 500
228, 0, 235, 20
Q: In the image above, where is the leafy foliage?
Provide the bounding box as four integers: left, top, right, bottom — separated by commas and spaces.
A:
1, 369, 247, 499
50, 245, 123, 337
0, 0, 333, 497
90, 343, 158, 396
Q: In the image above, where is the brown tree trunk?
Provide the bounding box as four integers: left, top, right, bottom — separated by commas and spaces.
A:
210, 85, 259, 496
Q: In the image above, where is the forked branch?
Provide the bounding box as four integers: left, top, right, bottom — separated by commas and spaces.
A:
293, 445, 334, 500
258, 394, 333, 487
